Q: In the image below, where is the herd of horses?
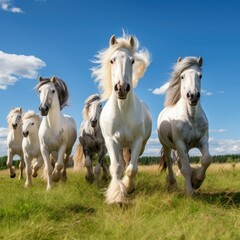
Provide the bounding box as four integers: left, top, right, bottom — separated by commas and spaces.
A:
5, 33, 211, 204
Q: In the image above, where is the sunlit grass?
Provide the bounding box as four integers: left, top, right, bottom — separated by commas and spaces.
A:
0, 164, 240, 240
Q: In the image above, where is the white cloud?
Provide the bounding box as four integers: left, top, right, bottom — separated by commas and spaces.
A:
0, 0, 23, 13
201, 89, 213, 96
0, 51, 46, 89
210, 129, 227, 133
217, 90, 224, 94
152, 82, 169, 95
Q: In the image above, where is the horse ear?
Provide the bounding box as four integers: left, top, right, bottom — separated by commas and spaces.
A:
51, 76, 57, 84
130, 36, 135, 47
109, 35, 117, 46
19, 108, 22, 113
177, 57, 182, 63
38, 76, 43, 82
198, 57, 203, 67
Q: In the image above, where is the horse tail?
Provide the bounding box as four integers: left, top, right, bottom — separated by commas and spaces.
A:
159, 148, 167, 172
73, 143, 85, 171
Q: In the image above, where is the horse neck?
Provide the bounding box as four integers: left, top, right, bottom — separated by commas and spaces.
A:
28, 130, 40, 145
44, 96, 62, 128
110, 90, 135, 112
178, 97, 202, 119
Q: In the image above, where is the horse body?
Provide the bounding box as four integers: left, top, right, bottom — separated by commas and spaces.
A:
92, 34, 152, 204
37, 76, 77, 190
22, 111, 43, 187
157, 57, 211, 196
6, 107, 24, 179
74, 94, 108, 182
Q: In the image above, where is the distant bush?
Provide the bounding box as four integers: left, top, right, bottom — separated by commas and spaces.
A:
0, 156, 21, 170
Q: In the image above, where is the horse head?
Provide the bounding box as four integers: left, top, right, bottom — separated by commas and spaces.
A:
179, 57, 203, 106
37, 76, 58, 116
10, 107, 22, 130
22, 111, 41, 138
109, 35, 135, 100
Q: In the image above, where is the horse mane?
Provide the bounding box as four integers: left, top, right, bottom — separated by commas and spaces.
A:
36, 77, 69, 110
92, 33, 150, 100
83, 94, 100, 120
164, 57, 202, 107
23, 110, 42, 128
7, 107, 23, 128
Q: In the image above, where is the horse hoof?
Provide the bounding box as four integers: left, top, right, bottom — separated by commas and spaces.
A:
191, 180, 203, 190
10, 173, 16, 178
32, 172, 38, 178
52, 171, 61, 182
85, 175, 94, 184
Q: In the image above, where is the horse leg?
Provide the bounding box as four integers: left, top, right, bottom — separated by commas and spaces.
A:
95, 148, 107, 182
24, 155, 32, 187
122, 138, 142, 194
61, 153, 69, 182
105, 138, 127, 204
41, 145, 53, 190
18, 153, 25, 180
163, 146, 177, 191
32, 156, 43, 178
191, 139, 212, 189
52, 145, 66, 182
84, 150, 94, 183
7, 150, 16, 178
176, 141, 193, 196
100, 148, 109, 181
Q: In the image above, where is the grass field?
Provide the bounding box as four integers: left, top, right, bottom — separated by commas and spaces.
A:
0, 163, 240, 240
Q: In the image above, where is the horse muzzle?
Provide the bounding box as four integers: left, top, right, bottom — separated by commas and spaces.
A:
39, 104, 50, 116
114, 82, 130, 100
12, 123, 18, 130
22, 131, 29, 138
187, 91, 200, 106
91, 119, 97, 128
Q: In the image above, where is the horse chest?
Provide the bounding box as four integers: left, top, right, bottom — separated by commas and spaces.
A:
177, 119, 206, 148
42, 128, 66, 150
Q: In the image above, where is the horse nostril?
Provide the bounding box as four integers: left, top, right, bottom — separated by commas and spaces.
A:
187, 92, 191, 99
114, 84, 118, 92
91, 120, 97, 127
12, 123, 17, 129
196, 92, 201, 99
126, 84, 130, 92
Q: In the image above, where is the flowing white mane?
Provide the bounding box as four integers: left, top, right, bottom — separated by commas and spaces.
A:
164, 57, 202, 107
83, 94, 100, 120
92, 33, 150, 100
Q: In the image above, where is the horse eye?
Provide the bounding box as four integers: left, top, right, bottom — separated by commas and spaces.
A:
181, 75, 184, 79
52, 89, 55, 93
132, 59, 135, 64
199, 74, 202, 79
31, 122, 34, 125
110, 58, 115, 64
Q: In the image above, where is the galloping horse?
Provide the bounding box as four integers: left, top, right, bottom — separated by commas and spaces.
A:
6, 107, 24, 179
36, 76, 77, 190
22, 110, 43, 187
157, 57, 212, 196
74, 94, 109, 183
92, 34, 152, 204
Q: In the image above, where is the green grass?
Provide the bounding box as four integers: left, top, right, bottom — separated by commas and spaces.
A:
0, 164, 240, 240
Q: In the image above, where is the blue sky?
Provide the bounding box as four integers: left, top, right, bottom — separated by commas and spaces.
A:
0, 0, 240, 157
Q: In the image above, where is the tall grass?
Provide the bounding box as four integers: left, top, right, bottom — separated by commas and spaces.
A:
0, 164, 240, 240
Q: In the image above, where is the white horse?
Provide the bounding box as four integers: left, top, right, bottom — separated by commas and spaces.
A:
6, 107, 24, 179
74, 94, 109, 183
36, 76, 77, 190
92, 34, 152, 204
157, 56, 212, 196
22, 110, 43, 187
